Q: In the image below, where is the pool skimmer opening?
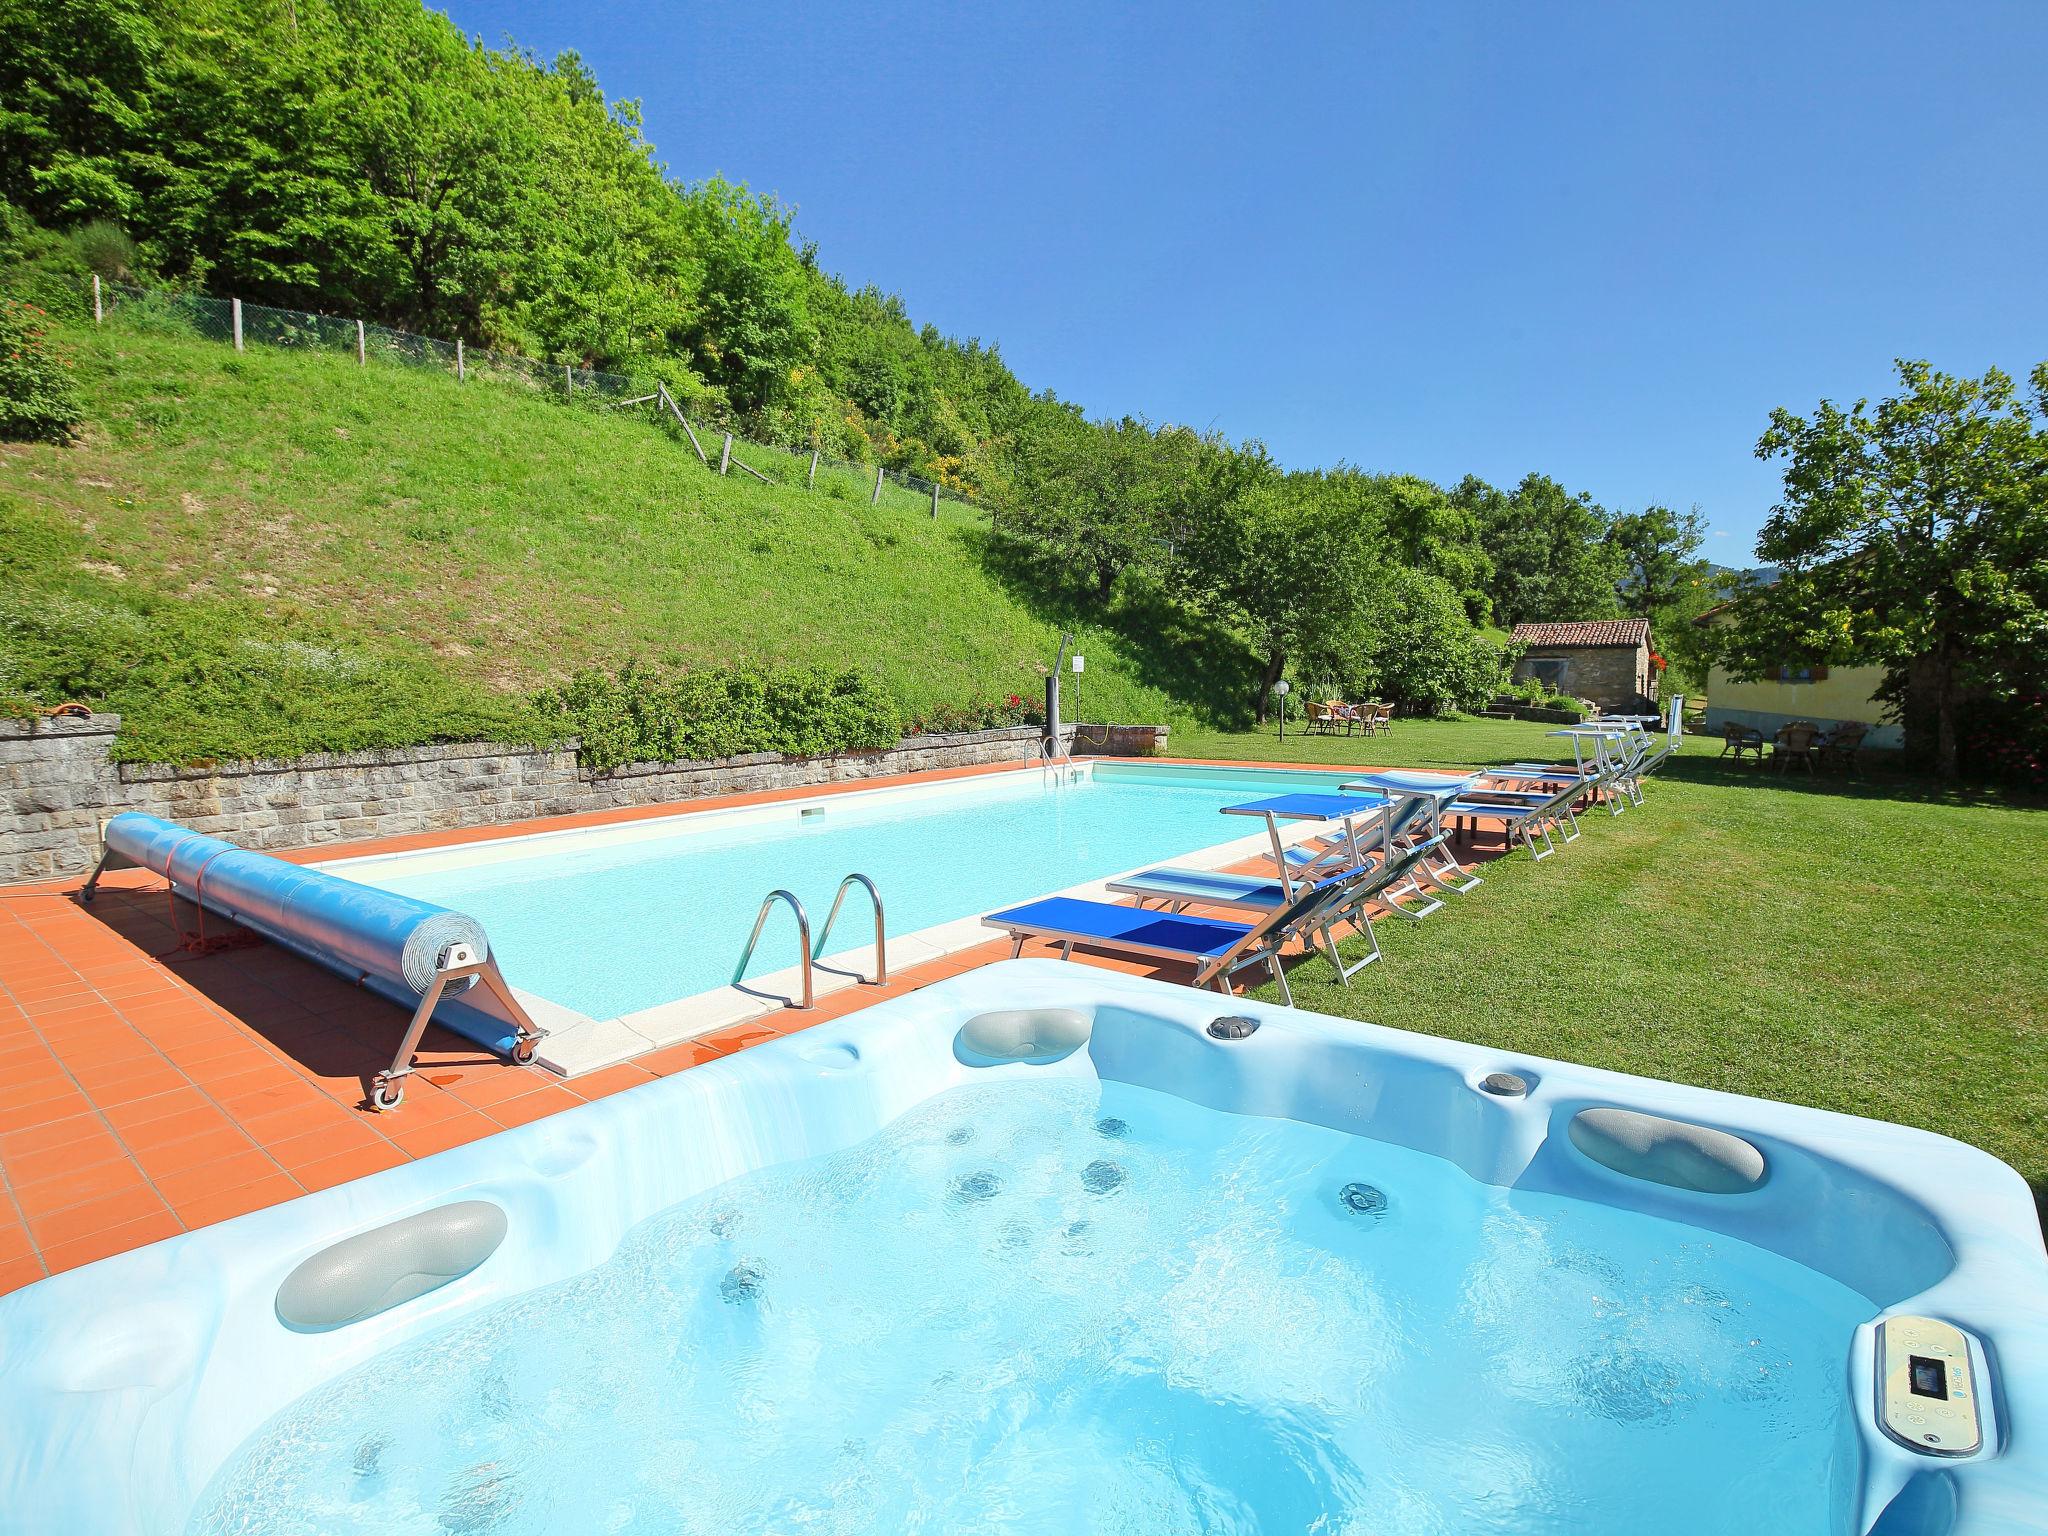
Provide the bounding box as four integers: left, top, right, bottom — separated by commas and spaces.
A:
1207, 1015, 1260, 1040
1481, 1071, 1530, 1097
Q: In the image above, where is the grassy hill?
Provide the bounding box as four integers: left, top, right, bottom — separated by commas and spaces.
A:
1, 322, 1230, 763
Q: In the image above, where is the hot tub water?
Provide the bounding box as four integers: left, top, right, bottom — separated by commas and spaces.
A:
190, 1077, 1869, 1535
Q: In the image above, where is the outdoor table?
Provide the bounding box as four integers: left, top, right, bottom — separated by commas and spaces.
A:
1221, 792, 1391, 898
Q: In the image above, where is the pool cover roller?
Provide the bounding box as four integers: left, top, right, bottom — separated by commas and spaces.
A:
88, 813, 543, 1102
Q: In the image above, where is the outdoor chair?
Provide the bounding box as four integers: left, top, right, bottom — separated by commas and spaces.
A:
1822, 721, 1869, 774
1305, 701, 1342, 737
1719, 721, 1766, 764
983, 860, 1390, 1006
1772, 721, 1822, 773
1357, 702, 1392, 736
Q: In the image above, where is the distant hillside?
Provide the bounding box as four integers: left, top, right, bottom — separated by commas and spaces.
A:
1706, 562, 1781, 590
0, 321, 1235, 763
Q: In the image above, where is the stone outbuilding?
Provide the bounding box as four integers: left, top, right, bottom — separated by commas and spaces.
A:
1508, 619, 1658, 711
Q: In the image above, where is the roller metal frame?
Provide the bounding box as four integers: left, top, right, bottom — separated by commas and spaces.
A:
371, 942, 541, 1111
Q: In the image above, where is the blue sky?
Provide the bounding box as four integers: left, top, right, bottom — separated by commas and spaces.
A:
438, 1, 2047, 559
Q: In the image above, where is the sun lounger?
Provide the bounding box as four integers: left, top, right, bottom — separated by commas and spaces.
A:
1276, 791, 1457, 914
1107, 835, 1450, 981
984, 862, 1375, 1005
1323, 776, 1489, 898
1442, 777, 1589, 860
1495, 732, 1641, 814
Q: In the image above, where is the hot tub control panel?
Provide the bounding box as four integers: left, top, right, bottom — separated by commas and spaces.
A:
1876, 1314, 1982, 1457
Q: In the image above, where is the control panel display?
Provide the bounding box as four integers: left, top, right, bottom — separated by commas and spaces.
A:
1909, 1356, 1947, 1399
1877, 1316, 1981, 1457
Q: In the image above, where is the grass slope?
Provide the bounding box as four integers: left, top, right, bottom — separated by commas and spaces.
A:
0, 322, 1189, 762
1174, 722, 2048, 1221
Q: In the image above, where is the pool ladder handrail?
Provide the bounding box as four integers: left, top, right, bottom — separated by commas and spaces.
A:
1039, 733, 1078, 784
815, 872, 887, 986
732, 888, 813, 1009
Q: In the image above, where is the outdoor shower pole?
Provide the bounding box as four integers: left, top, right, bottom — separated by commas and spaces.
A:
1046, 631, 1072, 759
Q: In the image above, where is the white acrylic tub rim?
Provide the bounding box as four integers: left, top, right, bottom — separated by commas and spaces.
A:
313, 759, 1361, 1077
1, 962, 2042, 1535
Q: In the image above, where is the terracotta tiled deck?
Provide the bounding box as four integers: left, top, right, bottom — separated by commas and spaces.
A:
0, 757, 1512, 1296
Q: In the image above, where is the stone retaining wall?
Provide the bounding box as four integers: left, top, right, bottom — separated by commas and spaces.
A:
1, 716, 1167, 885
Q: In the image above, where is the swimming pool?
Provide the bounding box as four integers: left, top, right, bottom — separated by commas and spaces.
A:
3, 963, 2041, 1534
326, 761, 1357, 1070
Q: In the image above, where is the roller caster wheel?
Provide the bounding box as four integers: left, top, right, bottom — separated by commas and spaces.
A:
371, 1080, 405, 1111
512, 1039, 538, 1065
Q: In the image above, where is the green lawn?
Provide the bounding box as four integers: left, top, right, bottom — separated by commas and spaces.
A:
1171, 720, 2048, 1225
0, 321, 1212, 761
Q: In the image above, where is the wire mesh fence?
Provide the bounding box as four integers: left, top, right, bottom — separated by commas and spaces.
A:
93, 280, 989, 518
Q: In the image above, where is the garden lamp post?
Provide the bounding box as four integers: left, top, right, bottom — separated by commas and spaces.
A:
1274, 679, 1291, 742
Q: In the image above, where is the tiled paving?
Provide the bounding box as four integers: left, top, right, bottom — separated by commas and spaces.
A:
0, 758, 1516, 1295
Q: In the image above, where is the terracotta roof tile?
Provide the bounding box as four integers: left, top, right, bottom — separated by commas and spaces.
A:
1509, 619, 1652, 648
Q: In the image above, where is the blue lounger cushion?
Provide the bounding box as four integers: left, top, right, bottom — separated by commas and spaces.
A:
1107, 868, 1291, 910
984, 897, 1249, 958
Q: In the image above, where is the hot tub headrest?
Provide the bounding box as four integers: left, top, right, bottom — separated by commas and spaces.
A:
1567, 1107, 1768, 1194
955, 1007, 1092, 1066
276, 1200, 508, 1332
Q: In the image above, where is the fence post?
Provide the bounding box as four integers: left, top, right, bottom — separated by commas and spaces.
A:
807, 450, 820, 490
930, 481, 940, 519
356, 318, 366, 366
231, 297, 243, 352
871, 464, 885, 506
92, 275, 102, 325
456, 339, 465, 382
563, 364, 571, 393
719, 433, 733, 475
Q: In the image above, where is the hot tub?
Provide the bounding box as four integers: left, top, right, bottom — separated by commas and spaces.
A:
1, 961, 2042, 1534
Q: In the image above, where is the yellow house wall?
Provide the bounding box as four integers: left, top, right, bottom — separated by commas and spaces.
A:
1703, 662, 1903, 747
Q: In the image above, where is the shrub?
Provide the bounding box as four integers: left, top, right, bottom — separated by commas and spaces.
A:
537, 661, 901, 773
1331, 567, 1508, 716
0, 299, 83, 441
68, 219, 139, 282
904, 693, 1045, 735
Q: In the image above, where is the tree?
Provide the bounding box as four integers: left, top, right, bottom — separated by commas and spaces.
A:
1175, 466, 1379, 721
0, 0, 160, 222
1310, 564, 1507, 715
676, 177, 814, 417
1000, 412, 1199, 601
1607, 503, 1706, 614
1371, 473, 1493, 624
1459, 473, 1623, 626
1722, 359, 2048, 778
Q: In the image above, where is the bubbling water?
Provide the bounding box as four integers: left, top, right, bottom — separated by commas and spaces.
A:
190, 1079, 1866, 1535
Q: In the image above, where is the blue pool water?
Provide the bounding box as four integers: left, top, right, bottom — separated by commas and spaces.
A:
359, 766, 1353, 1020
188, 1077, 1868, 1534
